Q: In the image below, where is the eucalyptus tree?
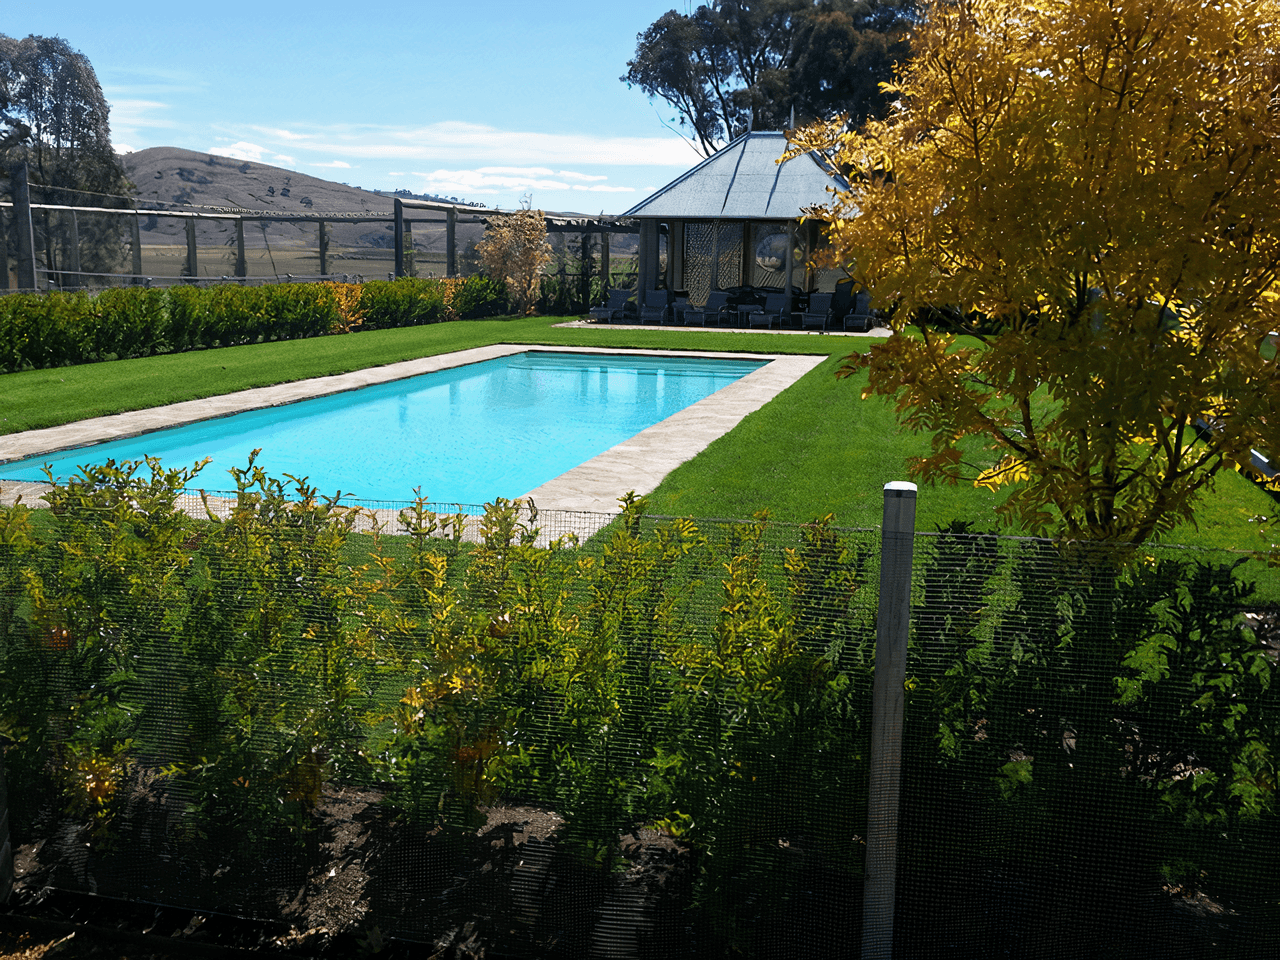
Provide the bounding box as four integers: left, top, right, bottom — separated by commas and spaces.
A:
623, 0, 915, 157
0, 34, 134, 281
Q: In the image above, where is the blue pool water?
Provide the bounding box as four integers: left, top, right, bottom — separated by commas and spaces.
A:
0, 351, 766, 503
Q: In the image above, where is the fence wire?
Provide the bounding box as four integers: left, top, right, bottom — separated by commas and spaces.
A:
0, 489, 1276, 958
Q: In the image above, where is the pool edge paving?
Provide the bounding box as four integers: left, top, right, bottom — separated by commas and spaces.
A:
520, 353, 824, 513
0, 346, 825, 519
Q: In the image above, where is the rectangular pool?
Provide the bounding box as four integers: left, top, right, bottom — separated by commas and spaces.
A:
0, 351, 767, 504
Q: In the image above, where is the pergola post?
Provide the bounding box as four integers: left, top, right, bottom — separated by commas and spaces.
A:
600, 226, 610, 294
0, 208, 9, 290
446, 209, 456, 277
318, 220, 329, 277
235, 219, 246, 278
184, 218, 198, 279
393, 198, 405, 278
130, 214, 143, 284
67, 211, 82, 289
12, 162, 39, 291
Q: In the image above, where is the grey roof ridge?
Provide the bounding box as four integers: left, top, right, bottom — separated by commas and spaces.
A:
620, 129, 848, 219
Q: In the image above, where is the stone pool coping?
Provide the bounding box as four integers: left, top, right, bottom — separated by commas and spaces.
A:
0, 344, 826, 519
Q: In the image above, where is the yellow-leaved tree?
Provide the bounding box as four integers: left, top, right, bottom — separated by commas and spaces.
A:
788, 0, 1280, 545
476, 208, 553, 316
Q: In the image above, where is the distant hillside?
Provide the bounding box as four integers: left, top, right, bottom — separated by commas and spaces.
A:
110, 148, 623, 280
122, 147, 398, 215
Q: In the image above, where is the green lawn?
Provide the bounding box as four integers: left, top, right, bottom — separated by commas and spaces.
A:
2, 314, 1276, 592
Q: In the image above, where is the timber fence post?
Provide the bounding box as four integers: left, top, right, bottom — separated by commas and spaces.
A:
862, 480, 917, 960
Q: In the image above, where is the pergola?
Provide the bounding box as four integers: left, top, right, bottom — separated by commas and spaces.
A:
620, 131, 849, 312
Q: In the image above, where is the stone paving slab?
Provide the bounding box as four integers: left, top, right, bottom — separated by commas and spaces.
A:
554, 319, 890, 336
1, 345, 826, 520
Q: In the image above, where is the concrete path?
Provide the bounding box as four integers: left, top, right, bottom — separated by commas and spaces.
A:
1, 345, 826, 522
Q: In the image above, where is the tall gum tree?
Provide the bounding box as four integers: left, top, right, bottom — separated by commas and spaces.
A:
0, 34, 134, 279
788, 0, 1280, 546
624, 0, 915, 157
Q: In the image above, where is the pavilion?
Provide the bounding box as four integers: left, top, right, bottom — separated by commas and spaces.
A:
619, 130, 850, 314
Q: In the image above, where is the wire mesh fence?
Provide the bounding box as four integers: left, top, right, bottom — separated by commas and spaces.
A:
0, 478, 1276, 957
3, 179, 640, 305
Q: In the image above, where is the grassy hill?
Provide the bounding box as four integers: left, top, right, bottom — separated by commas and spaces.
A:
114, 148, 621, 281
114, 148, 489, 279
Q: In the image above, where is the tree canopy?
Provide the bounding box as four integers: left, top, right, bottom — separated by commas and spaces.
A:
623, 1, 914, 157
0, 34, 133, 281
788, 0, 1280, 546
0, 34, 129, 198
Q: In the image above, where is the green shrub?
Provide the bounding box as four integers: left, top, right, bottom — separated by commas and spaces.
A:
450, 274, 507, 319
165, 285, 210, 351
358, 277, 446, 329
0, 291, 98, 370
92, 287, 170, 359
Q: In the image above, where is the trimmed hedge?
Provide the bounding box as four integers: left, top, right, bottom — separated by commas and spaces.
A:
0, 276, 510, 373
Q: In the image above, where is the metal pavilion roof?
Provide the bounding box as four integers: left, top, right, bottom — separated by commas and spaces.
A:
620, 130, 847, 220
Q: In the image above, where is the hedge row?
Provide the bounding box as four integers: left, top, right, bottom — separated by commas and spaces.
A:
0, 275, 508, 373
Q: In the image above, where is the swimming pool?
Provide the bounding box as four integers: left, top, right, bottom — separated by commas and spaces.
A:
0, 351, 767, 504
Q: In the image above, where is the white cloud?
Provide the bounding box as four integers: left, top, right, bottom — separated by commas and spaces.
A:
257, 127, 310, 142
410, 168, 576, 194
209, 141, 270, 162
272, 154, 297, 167
572, 184, 635, 193
114, 143, 135, 155
107, 99, 174, 134
310, 160, 352, 169
246, 121, 701, 167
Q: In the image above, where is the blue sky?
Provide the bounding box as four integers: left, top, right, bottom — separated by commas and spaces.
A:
6, 1, 709, 213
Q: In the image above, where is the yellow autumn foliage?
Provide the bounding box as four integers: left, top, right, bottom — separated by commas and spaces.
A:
788, 0, 1280, 545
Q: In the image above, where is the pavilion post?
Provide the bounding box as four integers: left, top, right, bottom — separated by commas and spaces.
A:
786, 219, 795, 322
318, 220, 329, 277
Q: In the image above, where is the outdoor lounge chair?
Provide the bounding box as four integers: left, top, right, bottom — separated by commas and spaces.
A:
588, 288, 632, 323
683, 291, 731, 327
664, 293, 688, 325
638, 288, 669, 325
746, 292, 790, 329
829, 279, 856, 329
801, 292, 833, 331
842, 289, 876, 332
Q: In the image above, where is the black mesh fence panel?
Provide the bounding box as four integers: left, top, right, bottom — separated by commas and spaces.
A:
0, 488, 1276, 958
